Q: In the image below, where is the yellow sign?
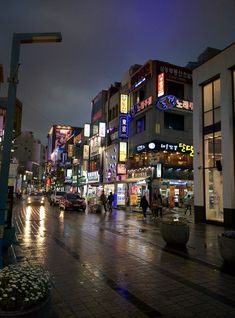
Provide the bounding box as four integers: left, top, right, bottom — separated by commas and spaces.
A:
119, 142, 127, 162
120, 94, 128, 114
68, 144, 73, 158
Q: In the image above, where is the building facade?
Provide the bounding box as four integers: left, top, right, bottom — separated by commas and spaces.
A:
193, 42, 235, 226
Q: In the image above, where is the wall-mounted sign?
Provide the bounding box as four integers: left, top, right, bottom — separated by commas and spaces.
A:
99, 122, 106, 137
156, 95, 177, 110
120, 94, 128, 113
92, 125, 98, 135
130, 62, 152, 91
68, 144, 73, 158
84, 123, 91, 137
87, 171, 100, 183
158, 62, 192, 82
158, 72, 165, 97
178, 143, 194, 157
119, 115, 129, 138
117, 163, 127, 175
83, 145, 89, 160
130, 96, 152, 117
90, 136, 101, 157
119, 142, 127, 162
135, 140, 194, 156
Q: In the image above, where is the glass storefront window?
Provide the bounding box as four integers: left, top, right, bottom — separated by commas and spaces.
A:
203, 83, 213, 112
205, 168, 223, 222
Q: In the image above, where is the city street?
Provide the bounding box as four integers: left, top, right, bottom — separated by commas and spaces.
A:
9, 198, 235, 317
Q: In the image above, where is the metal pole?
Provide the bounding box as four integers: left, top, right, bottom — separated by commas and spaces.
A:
0, 35, 20, 267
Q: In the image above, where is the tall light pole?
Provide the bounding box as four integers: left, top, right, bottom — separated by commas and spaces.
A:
0, 32, 62, 267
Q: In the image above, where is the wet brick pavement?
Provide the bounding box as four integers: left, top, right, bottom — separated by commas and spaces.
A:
5, 201, 235, 317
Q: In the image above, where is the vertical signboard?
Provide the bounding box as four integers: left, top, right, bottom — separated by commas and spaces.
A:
120, 94, 128, 113
158, 72, 165, 97
119, 142, 127, 162
99, 122, 106, 137
84, 124, 91, 137
119, 115, 129, 138
83, 145, 90, 160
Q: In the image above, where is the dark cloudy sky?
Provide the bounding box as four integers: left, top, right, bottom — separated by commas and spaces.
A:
0, 0, 235, 144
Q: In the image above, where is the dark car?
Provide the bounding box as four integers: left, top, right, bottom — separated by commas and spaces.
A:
59, 193, 86, 211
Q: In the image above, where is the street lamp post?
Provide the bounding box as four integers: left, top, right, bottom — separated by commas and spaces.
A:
0, 32, 62, 267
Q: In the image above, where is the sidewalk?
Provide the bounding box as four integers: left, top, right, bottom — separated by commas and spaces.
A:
6, 205, 235, 317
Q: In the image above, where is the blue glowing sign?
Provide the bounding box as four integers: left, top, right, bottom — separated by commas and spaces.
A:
156, 95, 177, 110
119, 115, 129, 138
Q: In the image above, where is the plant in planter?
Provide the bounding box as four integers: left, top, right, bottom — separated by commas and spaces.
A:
218, 230, 235, 264
160, 217, 190, 246
0, 264, 51, 317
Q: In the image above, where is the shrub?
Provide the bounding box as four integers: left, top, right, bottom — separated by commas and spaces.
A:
0, 264, 50, 311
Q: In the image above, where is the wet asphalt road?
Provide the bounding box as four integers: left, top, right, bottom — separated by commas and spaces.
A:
10, 198, 235, 317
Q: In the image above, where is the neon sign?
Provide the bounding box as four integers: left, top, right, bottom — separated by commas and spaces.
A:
156, 95, 177, 110
119, 115, 129, 138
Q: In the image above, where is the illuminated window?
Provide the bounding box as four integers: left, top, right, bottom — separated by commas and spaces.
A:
203, 78, 221, 130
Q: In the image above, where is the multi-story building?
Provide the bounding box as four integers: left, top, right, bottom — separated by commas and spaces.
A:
193, 42, 235, 226
126, 60, 193, 208
13, 131, 45, 192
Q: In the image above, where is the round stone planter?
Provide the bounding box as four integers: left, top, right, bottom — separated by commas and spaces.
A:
218, 234, 235, 264
160, 222, 190, 246
0, 294, 51, 318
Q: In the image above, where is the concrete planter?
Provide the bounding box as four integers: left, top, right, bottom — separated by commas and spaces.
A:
3, 227, 16, 249
0, 294, 51, 318
160, 222, 190, 246
218, 234, 235, 264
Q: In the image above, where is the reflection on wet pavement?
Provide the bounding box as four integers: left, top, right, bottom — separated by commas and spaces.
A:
10, 199, 235, 317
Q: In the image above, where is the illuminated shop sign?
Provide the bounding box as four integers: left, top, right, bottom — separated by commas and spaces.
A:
83, 145, 89, 160
84, 123, 91, 137
68, 144, 73, 158
156, 95, 177, 110
156, 95, 193, 111
119, 115, 129, 138
158, 63, 192, 82
117, 163, 127, 175
54, 126, 73, 151
157, 72, 165, 97
179, 143, 194, 157
120, 94, 128, 113
156, 163, 162, 178
119, 142, 127, 162
90, 136, 101, 157
130, 62, 152, 91
135, 141, 194, 156
130, 96, 152, 117
99, 122, 106, 137
87, 171, 100, 183
93, 125, 98, 135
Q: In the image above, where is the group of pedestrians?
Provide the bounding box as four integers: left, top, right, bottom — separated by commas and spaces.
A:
100, 190, 114, 213
140, 193, 193, 220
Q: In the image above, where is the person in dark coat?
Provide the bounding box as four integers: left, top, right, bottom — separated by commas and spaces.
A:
107, 192, 114, 212
100, 191, 107, 212
140, 195, 149, 219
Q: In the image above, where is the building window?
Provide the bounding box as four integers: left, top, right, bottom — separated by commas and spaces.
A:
164, 113, 184, 131
203, 78, 221, 130
166, 80, 184, 99
136, 117, 145, 134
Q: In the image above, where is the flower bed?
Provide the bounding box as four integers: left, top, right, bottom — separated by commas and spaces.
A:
0, 264, 50, 313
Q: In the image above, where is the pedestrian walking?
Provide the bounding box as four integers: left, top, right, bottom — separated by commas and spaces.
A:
140, 195, 149, 220
107, 192, 114, 212
185, 194, 192, 215
100, 190, 107, 212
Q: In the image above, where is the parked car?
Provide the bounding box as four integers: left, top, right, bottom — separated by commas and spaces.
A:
59, 193, 86, 211
50, 191, 66, 206
27, 193, 45, 206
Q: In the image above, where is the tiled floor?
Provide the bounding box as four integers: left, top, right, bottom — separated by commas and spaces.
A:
8, 201, 235, 317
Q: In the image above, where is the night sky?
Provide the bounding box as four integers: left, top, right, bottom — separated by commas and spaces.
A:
0, 0, 235, 145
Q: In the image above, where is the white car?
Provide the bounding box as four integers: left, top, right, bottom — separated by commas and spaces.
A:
27, 193, 45, 205
50, 191, 65, 206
